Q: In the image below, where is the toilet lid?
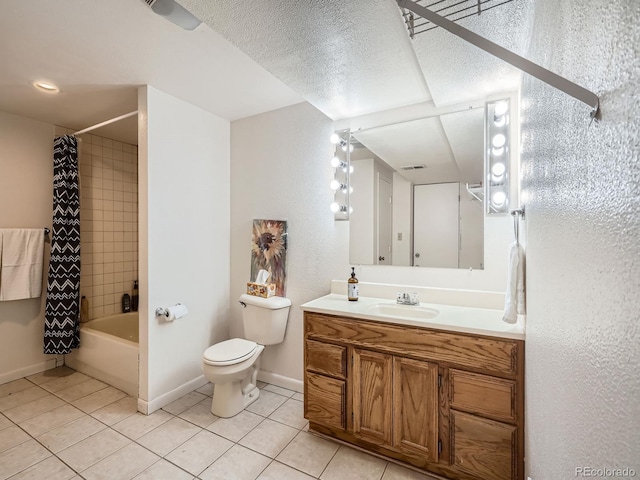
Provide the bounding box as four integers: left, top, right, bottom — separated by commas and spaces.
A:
203, 338, 258, 366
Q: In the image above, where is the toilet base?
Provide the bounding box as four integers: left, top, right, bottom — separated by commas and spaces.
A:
211, 381, 260, 418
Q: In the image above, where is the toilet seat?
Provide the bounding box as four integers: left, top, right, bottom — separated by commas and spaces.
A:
203, 338, 258, 366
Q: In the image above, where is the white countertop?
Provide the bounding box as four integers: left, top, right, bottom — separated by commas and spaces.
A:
301, 294, 525, 340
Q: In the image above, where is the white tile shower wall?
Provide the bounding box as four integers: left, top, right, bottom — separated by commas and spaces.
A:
54, 127, 139, 320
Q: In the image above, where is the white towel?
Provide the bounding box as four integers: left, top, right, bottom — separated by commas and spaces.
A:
0, 228, 45, 301
503, 241, 525, 324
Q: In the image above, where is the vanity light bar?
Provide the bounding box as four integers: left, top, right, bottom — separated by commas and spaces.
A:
330, 130, 352, 221
486, 99, 510, 214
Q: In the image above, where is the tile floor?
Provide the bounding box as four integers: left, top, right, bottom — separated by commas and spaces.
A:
0, 367, 437, 480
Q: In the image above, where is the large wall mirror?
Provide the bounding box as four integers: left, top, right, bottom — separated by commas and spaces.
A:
348, 106, 486, 269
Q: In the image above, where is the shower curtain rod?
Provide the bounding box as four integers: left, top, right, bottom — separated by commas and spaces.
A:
73, 111, 138, 136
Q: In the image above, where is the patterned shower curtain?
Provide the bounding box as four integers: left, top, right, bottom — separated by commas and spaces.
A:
44, 135, 81, 354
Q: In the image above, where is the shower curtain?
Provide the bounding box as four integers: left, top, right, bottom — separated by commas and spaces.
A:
44, 135, 81, 354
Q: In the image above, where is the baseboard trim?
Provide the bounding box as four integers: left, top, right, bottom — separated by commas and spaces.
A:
257, 371, 303, 393
0, 358, 58, 385
137, 374, 208, 415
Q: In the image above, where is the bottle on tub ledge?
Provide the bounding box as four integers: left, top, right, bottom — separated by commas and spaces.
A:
132, 280, 139, 312
348, 267, 359, 301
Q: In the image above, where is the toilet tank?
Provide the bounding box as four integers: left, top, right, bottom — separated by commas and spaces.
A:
239, 294, 291, 345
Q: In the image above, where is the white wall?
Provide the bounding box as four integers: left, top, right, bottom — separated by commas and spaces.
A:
521, 0, 640, 477
230, 102, 346, 386
0, 112, 58, 383
392, 173, 412, 266
138, 86, 230, 410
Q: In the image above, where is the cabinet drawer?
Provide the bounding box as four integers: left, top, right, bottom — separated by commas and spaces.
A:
450, 410, 516, 480
304, 372, 346, 431
305, 340, 346, 379
450, 370, 516, 423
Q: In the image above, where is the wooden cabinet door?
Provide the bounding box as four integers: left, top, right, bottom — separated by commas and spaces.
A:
305, 372, 346, 431
450, 410, 516, 480
392, 357, 439, 461
352, 348, 393, 446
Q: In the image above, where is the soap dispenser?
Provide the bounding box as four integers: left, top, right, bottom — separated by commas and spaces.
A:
348, 267, 359, 301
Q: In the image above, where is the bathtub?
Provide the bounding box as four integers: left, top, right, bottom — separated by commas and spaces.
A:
65, 312, 139, 397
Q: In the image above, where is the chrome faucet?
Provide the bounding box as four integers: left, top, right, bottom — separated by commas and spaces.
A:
396, 292, 420, 305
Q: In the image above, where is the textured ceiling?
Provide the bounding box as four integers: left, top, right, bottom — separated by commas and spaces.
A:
0, 0, 302, 144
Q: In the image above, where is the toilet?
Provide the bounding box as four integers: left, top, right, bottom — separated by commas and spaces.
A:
202, 294, 291, 418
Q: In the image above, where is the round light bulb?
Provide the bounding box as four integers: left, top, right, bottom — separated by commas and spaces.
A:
330, 180, 341, 191
492, 191, 506, 206
491, 162, 506, 177
329, 133, 340, 144
492, 134, 506, 149
494, 101, 508, 117
349, 144, 354, 153
330, 156, 341, 168
349, 206, 354, 214
494, 115, 507, 127
330, 202, 340, 213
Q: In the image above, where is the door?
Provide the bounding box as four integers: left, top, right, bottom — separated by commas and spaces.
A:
352, 349, 393, 446
413, 183, 459, 268
377, 175, 392, 265
392, 357, 439, 461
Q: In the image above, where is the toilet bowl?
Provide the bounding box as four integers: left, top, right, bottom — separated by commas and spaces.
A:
202, 294, 291, 418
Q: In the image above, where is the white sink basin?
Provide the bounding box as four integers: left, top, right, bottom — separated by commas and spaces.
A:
366, 303, 439, 320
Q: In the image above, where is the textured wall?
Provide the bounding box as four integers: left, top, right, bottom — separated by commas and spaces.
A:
521, 0, 640, 477
230, 102, 347, 384
0, 112, 57, 382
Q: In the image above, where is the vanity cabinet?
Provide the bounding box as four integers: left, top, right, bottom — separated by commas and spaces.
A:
303, 311, 524, 480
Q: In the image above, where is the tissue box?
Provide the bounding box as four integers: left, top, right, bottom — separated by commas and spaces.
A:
246, 282, 276, 298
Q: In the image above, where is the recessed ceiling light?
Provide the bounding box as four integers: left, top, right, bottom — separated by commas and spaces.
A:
33, 81, 60, 93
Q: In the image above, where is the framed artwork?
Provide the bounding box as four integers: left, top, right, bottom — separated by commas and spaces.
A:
251, 219, 288, 296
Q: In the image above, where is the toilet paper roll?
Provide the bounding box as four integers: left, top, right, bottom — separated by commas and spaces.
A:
166, 304, 189, 321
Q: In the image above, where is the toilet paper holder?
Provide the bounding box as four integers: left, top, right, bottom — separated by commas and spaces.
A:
155, 303, 188, 320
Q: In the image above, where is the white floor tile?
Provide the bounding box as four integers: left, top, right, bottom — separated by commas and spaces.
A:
18, 404, 85, 437
133, 459, 194, 480
276, 431, 340, 477
206, 410, 263, 443
0, 439, 51, 479
196, 383, 214, 397
257, 461, 316, 480
162, 391, 206, 415
164, 430, 233, 476
245, 390, 288, 417
137, 417, 201, 456
3, 394, 65, 423
54, 378, 107, 403
0, 379, 32, 399
112, 410, 172, 440
381, 463, 437, 480
6, 455, 76, 480
292, 392, 304, 402
0, 425, 30, 454
320, 446, 387, 480
26, 366, 75, 386
268, 398, 307, 429
57, 428, 131, 472
239, 418, 298, 458
82, 443, 159, 480
263, 384, 296, 398
90, 396, 138, 426
0, 386, 49, 412
0, 414, 11, 431
39, 372, 90, 393
36, 414, 105, 453
199, 444, 270, 480
71, 386, 127, 413
177, 398, 218, 428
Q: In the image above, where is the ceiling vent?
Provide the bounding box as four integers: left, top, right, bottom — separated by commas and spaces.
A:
400, 164, 427, 170
143, 0, 202, 31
